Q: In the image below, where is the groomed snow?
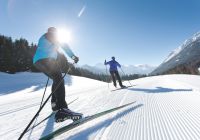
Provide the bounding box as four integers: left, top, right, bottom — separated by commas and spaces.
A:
1, 73, 200, 140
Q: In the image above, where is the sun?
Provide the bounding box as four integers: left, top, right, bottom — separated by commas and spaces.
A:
57, 28, 72, 44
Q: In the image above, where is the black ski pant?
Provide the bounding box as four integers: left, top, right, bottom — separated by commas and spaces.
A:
110, 70, 123, 87
34, 58, 68, 109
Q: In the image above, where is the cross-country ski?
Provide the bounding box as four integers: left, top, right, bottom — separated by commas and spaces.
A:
40, 101, 136, 140
111, 85, 133, 92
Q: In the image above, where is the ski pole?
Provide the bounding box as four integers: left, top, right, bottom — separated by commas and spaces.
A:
105, 60, 110, 89
30, 77, 49, 135
40, 77, 49, 107
18, 62, 74, 140
120, 67, 133, 87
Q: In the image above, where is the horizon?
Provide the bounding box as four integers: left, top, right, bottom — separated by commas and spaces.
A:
1, 0, 200, 66
80, 63, 157, 67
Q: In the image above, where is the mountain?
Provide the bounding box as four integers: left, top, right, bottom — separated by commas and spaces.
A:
81, 64, 105, 74
121, 64, 156, 75
81, 63, 156, 75
151, 31, 200, 75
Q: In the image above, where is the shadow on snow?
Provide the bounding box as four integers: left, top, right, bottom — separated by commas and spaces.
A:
40, 114, 55, 138
128, 86, 192, 94
67, 103, 143, 140
0, 73, 72, 95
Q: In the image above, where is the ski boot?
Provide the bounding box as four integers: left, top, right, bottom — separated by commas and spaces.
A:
120, 85, 126, 88
55, 108, 83, 123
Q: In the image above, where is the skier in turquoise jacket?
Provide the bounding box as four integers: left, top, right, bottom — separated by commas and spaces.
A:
33, 27, 82, 122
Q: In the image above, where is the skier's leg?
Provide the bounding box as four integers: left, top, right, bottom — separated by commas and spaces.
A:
51, 84, 57, 110
50, 66, 68, 109
35, 59, 82, 122
51, 98, 57, 110
50, 72, 68, 111
115, 71, 124, 87
110, 71, 117, 87
34, 59, 67, 110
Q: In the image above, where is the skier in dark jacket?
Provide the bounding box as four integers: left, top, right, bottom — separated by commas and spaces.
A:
104, 57, 125, 88
33, 27, 82, 122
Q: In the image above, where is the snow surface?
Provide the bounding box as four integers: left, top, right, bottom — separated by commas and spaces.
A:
1, 73, 200, 140
163, 47, 182, 63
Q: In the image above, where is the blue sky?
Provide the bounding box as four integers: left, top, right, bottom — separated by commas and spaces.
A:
1, 0, 200, 66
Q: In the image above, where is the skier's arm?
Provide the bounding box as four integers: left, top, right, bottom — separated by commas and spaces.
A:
59, 43, 79, 63
116, 61, 121, 67
104, 60, 110, 65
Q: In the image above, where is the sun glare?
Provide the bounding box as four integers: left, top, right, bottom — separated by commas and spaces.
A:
57, 28, 72, 44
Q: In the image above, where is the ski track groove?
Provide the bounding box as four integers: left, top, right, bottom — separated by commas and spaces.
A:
150, 94, 161, 140
168, 94, 200, 139
157, 95, 175, 140
166, 95, 189, 140
163, 93, 200, 140
171, 95, 195, 140
97, 86, 200, 140
94, 89, 129, 140
159, 95, 174, 140
157, 95, 180, 140
161, 95, 184, 140
106, 91, 138, 140
170, 96, 193, 140
0, 102, 40, 116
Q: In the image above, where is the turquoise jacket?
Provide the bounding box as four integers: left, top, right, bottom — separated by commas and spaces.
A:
33, 34, 75, 63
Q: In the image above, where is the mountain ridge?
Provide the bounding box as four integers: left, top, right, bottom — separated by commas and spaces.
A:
151, 31, 200, 75
80, 63, 156, 75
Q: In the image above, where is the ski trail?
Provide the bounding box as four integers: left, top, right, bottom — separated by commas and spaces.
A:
95, 90, 129, 140
22, 86, 110, 139
0, 102, 39, 116
92, 76, 200, 140
2, 74, 200, 140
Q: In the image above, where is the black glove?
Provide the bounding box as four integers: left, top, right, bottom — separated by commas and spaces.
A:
104, 60, 107, 65
72, 55, 79, 63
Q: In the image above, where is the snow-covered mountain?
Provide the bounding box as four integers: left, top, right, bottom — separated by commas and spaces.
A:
151, 31, 200, 75
121, 64, 156, 75
1, 72, 200, 139
81, 63, 156, 75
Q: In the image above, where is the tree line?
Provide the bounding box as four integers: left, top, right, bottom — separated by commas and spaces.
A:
0, 35, 36, 73
0, 34, 146, 82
